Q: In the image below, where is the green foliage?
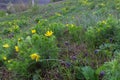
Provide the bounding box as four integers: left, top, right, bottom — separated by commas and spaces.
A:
5, 59, 29, 75
0, 27, 59, 77
0, 19, 28, 36
81, 66, 97, 80
85, 16, 118, 48
0, 0, 120, 80
75, 67, 85, 80
0, 11, 6, 17
75, 66, 98, 80
96, 54, 120, 80
94, 43, 117, 60
68, 24, 85, 44
0, 39, 15, 58
48, 22, 66, 39
114, 25, 120, 49
32, 34, 59, 59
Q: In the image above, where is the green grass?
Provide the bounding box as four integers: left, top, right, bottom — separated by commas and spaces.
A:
0, 0, 119, 35
0, 0, 120, 80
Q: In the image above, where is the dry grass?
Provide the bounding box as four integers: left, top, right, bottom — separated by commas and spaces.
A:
7, 3, 29, 13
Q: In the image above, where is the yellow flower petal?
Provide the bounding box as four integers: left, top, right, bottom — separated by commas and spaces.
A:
3, 44, 9, 48
45, 30, 53, 37
3, 56, 7, 60
15, 46, 19, 52
31, 29, 36, 34
30, 53, 40, 62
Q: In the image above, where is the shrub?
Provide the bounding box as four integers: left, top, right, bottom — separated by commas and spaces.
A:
96, 54, 120, 80
85, 17, 118, 48
0, 27, 59, 78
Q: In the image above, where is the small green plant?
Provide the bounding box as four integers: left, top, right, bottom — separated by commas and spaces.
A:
48, 22, 66, 38
96, 54, 120, 80
81, 66, 98, 80
0, 27, 59, 78
75, 66, 85, 80
85, 17, 118, 48
75, 66, 98, 80
67, 24, 85, 44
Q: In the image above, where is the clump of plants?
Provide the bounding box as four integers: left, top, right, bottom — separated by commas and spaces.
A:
85, 16, 118, 48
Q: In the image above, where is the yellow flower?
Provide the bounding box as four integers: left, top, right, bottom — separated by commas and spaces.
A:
108, 14, 112, 16
66, 24, 69, 27
18, 38, 21, 41
55, 12, 62, 16
45, 30, 53, 37
30, 53, 40, 62
101, 20, 107, 24
3, 56, 7, 60
38, 21, 40, 24
13, 25, 19, 29
15, 46, 19, 52
31, 29, 36, 34
71, 24, 74, 27
66, 24, 75, 27
3, 44, 9, 48
100, 3, 105, 6
72, 16, 75, 19
8, 60, 11, 63
8, 59, 12, 63
97, 28, 101, 32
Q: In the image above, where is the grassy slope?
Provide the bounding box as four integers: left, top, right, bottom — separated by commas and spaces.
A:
0, 0, 120, 79
0, 0, 119, 64
0, 0, 119, 38
0, 0, 119, 29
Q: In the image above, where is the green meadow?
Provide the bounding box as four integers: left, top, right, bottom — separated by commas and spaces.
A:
0, 0, 120, 80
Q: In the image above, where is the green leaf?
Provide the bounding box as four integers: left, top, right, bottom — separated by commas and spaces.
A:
81, 66, 97, 80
